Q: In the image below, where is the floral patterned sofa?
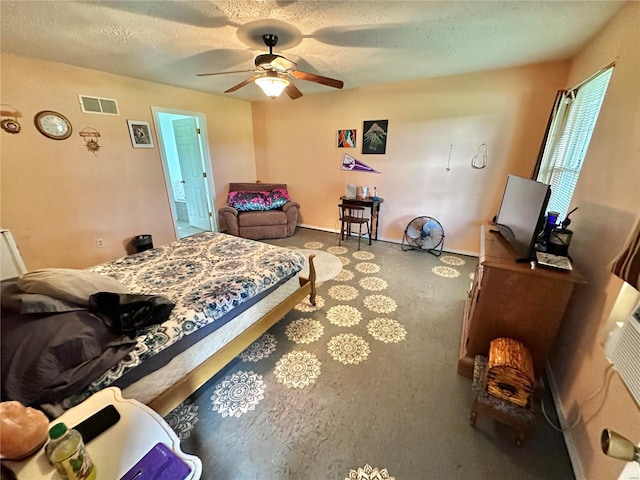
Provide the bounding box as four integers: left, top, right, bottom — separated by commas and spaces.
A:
218, 182, 300, 240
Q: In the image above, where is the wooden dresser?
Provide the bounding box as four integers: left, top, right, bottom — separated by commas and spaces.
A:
458, 225, 586, 380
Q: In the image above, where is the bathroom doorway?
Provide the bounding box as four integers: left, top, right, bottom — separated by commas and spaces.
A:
152, 107, 218, 239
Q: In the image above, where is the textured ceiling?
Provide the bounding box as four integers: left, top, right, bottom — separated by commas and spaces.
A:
0, 1, 626, 102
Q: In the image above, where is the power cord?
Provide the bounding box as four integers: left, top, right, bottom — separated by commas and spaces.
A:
541, 363, 615, 432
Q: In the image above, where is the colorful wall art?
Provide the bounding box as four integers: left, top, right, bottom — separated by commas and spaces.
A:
337, 129, 357, 148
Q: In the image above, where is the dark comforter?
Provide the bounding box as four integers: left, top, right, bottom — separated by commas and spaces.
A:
1, 308, 136, 407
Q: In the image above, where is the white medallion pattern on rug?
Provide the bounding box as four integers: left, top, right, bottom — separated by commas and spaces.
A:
352, 251, 375, 260
346, 464, 396, 480
328, 284, 360, 301
359, 276, 388, 291
327, 333, 370, 365
338, 256, 352, 266
363, 294, 398, 314
239, 333, 277, 362
440, 255, 466, 266
326, 305, 362, 327
164, 401, 199, 440
355, 262, 381, 274
327, 246, 348, 255
285, 318, 325, 344
304, 241, 324, 249
367, 318, 407, 343
432, 265, 461, 278
211, 370, 265, 418
274, 350, 322, 389
334, 269, 355, 282
295, 294, 326, 312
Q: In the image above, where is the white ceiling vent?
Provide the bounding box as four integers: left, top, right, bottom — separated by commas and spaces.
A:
78, 95, 119, 115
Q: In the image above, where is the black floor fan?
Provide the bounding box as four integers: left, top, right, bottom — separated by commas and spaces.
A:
401, 216, 445, 256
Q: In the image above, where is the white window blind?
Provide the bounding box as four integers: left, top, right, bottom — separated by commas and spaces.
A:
536, 67, 613, 219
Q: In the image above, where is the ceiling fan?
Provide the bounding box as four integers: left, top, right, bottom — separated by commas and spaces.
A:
197, 34, 344, 99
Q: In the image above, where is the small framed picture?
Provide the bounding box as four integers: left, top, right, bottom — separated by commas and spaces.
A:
127, 120, 154, 149
337, 129, 357, 148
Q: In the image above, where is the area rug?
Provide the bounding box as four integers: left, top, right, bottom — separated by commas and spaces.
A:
293, 248, 343, 283
163, 228, 575, 480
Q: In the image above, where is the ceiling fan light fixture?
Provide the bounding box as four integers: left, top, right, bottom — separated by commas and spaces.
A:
255, 72, 289, 98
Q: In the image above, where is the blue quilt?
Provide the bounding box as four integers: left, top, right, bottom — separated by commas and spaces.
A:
62, 232, 304, 407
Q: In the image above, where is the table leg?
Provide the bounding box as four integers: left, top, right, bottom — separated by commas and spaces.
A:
372, 204, 379, 240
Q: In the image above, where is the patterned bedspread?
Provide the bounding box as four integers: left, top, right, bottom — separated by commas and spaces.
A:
62, 232, 304, 406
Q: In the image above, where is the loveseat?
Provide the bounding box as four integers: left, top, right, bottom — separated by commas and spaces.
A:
218, 182, 300, 240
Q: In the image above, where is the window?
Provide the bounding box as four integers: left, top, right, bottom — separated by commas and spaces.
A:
535, 67, 613, 220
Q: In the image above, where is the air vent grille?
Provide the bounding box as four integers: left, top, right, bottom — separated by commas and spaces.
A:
78, 95, 119, 115
607, 301, 640, 406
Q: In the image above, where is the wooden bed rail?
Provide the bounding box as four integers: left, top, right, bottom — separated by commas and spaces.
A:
148, 254, 316, 417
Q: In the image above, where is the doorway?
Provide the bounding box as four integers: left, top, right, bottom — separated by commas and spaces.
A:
152, 107, 218, 239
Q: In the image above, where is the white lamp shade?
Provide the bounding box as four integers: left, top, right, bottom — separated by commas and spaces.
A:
255, 75, 289, 97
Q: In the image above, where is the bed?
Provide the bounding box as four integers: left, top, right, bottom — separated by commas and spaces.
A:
1, 231, 316, 417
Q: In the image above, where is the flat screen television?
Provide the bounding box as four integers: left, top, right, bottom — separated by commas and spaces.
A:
494, 174, 551, 261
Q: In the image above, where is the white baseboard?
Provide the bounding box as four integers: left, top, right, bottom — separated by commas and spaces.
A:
297, 224, 478, 257
545, 364, 584, 480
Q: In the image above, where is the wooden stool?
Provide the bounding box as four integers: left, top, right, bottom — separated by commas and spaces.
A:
469, 355, 535, 446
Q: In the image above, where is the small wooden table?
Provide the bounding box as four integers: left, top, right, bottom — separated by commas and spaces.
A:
340, 196, 384, 240
4, 387, 202, 479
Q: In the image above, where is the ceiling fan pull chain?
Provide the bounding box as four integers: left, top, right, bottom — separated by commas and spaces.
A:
471, 143, 488, 169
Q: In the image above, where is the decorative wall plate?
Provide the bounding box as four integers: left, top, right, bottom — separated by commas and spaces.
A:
80, 127, 101, 154
1, 118, 21, 134
34, 110, 72, 140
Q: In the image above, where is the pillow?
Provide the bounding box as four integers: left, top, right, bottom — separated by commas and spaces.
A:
1, 279, 83, 314
228, 189, 290, 211
269, 188, 290, 209
1, 309, 137, 406
16, 268, 128, 306
228, 190, 272, 212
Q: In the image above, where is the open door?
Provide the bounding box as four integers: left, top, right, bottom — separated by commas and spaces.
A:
152, 107, 218, 239
172, 117, 210, 231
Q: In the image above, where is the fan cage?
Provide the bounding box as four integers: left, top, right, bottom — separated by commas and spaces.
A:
401, 216, 445, 256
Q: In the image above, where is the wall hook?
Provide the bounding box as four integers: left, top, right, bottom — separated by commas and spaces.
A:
471, 143, 488, 169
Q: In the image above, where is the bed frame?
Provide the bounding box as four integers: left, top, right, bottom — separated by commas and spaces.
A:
147, 254, 317, 416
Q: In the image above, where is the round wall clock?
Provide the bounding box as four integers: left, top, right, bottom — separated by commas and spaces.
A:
34, 110, 72, 140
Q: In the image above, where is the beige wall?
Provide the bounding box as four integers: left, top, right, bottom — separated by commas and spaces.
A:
2, 8, 638, 475
1, 53, 256, 269
252, 61, 569, 253
548, 2, 640, 479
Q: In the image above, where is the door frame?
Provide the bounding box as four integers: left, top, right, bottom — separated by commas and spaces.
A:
151, 106, 218, 237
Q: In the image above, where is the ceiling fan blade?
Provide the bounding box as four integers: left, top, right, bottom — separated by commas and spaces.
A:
285, 82, 303, 100
224, 75, 261, 93
197, 69, 255, 77
289, 70, 344, 89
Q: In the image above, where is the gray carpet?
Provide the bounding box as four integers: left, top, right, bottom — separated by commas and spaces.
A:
164, 227, 575, 480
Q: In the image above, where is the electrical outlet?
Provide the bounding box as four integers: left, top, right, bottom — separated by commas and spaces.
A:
96, 238, 104, 248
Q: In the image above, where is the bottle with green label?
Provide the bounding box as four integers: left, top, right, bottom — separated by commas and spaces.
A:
45, 423, 96, 480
